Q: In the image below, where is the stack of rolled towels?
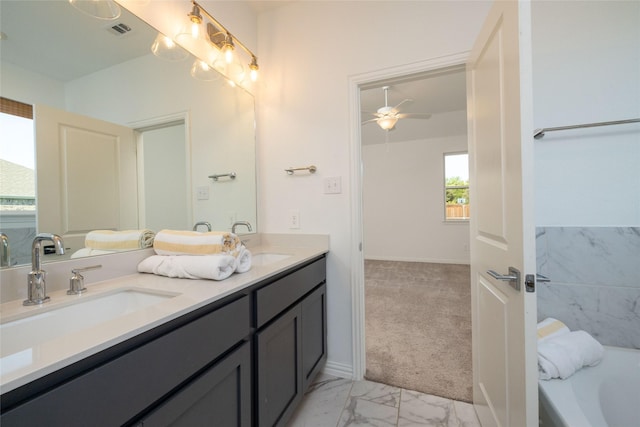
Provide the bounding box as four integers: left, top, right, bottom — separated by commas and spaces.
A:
72, 229, 156, 258
137, 229, 251, 281
537, 317, 604, 380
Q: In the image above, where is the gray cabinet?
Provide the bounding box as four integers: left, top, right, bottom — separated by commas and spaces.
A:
1, 294, 251, 427
0, 255, 327, 427
254, 258, 327, 427
140, 341, 251, 427
256, 305, 303, 427
301, 284, 327, 391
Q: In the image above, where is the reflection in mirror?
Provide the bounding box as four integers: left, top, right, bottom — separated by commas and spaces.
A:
0, 1, 257, 268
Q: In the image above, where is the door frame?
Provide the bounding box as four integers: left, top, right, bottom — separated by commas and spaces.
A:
348, 51, 470, 379
129, 112, 192, 229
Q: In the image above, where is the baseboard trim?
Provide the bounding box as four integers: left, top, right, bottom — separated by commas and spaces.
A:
364, 256, 470, 265
323, 360, 353, 379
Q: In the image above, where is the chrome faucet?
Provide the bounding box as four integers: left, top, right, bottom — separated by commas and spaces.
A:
0, 232, 9, 267
193, 221, 212, 232
24, 233, 65, 306
231, 221, 253, 234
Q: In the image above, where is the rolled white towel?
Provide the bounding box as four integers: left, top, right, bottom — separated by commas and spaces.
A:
537, 317, 570, 343
71, 248, 116, 258
85, 229, 155, 250
137, 254, 236, 281
234, 245, 252, 273
153, 229, 241, 256
538, 330, 604, 380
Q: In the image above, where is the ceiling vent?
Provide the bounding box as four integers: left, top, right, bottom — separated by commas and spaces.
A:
106, 22, 132, 36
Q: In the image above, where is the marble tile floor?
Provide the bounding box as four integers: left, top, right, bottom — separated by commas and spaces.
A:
287, 374, 481, 427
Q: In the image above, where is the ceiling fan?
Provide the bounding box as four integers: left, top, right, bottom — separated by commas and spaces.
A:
362, 86, 432, 131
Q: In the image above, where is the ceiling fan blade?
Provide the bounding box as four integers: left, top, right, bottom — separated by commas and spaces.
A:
396, 113, 432, 120
361, 118, 379, 125
392, 98, 413, 110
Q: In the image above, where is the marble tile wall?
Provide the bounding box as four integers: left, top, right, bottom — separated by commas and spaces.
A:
536, 227, 640, 349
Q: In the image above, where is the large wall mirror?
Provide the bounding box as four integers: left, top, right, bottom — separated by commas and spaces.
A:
0, 0, 257, 267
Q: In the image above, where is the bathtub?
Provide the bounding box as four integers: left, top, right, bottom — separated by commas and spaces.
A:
538, 346, 640, 427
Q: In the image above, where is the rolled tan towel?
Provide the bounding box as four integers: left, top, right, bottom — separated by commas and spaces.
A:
153, 229, 241, 256
85, 229, 156, 250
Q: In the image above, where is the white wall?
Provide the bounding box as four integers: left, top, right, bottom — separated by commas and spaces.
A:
532, 0, 640, 227
64, 53, 257, 232
1, 62, 65, 109
256, 1, 492, 375
363, 134, 469, 264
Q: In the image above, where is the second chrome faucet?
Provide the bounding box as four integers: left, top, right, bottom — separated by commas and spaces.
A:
24, 233, 65, 306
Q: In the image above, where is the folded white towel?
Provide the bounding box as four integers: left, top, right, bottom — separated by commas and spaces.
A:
137, 254, 236, 281
71, 248, 116, 258
153, 229, 241, 256
538, 330, 604, 380
234, 245, 252, 273
537, 317, 570, 343
85, 229, 155, 250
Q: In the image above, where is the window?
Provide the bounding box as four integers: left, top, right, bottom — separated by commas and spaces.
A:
444, 152, 469, 221
0, 98, 35, 212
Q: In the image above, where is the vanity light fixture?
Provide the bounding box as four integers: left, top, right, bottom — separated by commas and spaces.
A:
169, 1, 259, 86
175, 2, 211, 54
249, 56, 259, 82
221, 33, 235, 64
68, 0, 121, 20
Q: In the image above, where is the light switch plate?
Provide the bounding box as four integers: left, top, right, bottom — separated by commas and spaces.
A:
196, 186, 209, 200
324, 176, 342, 194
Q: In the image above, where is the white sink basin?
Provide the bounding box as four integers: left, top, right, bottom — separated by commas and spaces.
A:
0, 288, 179, 359
252, 253, 292, 266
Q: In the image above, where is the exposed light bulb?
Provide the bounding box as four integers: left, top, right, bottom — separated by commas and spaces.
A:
191, 21, 200, 38
188, 4, 203, 38
249, 56, 259, 82
223, 44, 234, 63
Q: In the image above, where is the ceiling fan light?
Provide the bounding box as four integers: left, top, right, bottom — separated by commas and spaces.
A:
377, 117, 398, 130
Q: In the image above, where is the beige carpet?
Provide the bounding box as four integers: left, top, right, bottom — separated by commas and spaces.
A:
364, 260, 473, 403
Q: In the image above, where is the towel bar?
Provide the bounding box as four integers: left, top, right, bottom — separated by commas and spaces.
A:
209, 172, 236, 181
285, 165, 317, 175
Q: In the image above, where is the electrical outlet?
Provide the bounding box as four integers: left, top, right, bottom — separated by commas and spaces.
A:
288, 209, 300, 229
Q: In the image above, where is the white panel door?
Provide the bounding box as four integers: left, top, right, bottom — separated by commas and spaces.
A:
466, 1, 538, 426
34, 104, 137, 251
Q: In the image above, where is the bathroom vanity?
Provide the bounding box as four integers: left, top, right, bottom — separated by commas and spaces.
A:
0, 239, 328, 427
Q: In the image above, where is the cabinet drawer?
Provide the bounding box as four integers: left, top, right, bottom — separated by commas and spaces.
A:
255, 258, 326, 328
1, 295, 250, 427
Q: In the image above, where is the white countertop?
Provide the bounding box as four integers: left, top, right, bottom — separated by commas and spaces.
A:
0, 235, 328, 394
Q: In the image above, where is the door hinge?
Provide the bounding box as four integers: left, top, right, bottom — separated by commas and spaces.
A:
525, 274, 535, 293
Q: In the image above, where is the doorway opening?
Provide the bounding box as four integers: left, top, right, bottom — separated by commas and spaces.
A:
357, 63, 473, 402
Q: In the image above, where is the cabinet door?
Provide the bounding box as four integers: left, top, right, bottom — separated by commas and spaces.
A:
141, 341, 251, 427
256, 306, 302, 427
301, 284, 327, 391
